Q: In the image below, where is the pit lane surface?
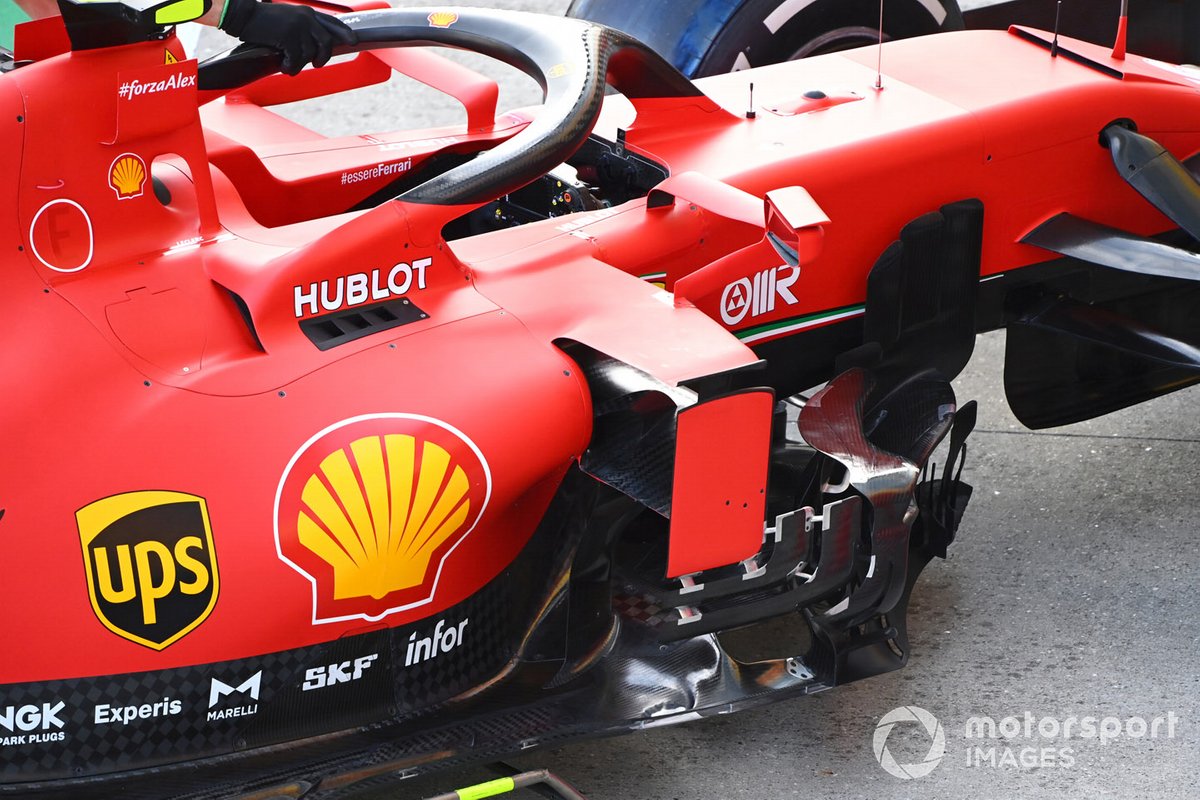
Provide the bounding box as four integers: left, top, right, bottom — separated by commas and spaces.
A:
241, 1, 1199, 796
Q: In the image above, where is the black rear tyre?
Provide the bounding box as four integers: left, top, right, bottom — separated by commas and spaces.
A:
696, 0, 964, 76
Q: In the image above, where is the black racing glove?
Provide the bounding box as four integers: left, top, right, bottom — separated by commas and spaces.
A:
219, 0, 357, 76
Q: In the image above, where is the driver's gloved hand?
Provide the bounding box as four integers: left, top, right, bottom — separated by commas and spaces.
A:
219, 0, 357, 76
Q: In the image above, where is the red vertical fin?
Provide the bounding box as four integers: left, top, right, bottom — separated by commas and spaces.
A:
1112, 0, 1129, 60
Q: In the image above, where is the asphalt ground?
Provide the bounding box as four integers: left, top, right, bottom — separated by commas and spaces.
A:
198, 2, 1199, 797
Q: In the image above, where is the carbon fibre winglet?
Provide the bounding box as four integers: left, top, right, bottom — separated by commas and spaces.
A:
1103, 124, 1200, 242
1023, 212, 1200, 281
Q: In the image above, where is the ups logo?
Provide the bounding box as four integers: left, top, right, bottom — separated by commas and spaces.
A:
77, 491, 219, 650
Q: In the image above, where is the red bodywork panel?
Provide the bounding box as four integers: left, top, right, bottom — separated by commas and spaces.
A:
585, 30, 1200, 345
3, 7, 1200, 755
668, 390, 774, 578
0, 22, 761, 685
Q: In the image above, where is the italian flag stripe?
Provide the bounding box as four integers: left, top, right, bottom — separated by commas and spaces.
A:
736, 304, 866, 345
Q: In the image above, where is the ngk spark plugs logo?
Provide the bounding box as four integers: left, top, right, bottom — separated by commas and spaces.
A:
0, 702, 67, 747
275, 415, 491, 624
720, 264, 800, 326
77, 491, 219, 650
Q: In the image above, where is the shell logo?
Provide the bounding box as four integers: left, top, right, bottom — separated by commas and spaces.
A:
275, 415, 491, 624
427, 11, 459, 28
109, 153, 147, 200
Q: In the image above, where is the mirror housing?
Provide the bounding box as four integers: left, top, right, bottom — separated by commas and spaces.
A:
60, 0, 211, 49
764, 186, 829, 266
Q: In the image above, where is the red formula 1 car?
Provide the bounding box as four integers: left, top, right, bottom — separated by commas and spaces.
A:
4, 1, 1200, 797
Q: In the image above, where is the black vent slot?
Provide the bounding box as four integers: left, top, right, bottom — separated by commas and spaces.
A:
226, 289, 265, 352
300, 297, 428, 351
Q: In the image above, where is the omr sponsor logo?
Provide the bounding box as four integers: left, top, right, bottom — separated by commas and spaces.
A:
0, 702, 67, 746
94, 697, 182, 725
720, 264, 800, 326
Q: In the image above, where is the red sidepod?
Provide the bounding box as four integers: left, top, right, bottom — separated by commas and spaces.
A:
0, 20, 769, 684
0, 36, 596, 682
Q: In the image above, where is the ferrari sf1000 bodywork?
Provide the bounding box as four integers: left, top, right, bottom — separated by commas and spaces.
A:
3, 1, 1200, 797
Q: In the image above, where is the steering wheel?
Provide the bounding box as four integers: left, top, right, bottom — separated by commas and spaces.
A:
197, 7, 702, 207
